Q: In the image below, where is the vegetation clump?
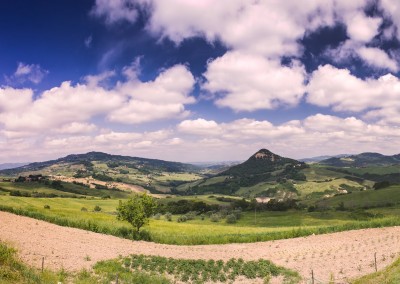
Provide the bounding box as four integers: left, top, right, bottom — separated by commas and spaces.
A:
117, 193, 157, 234
226, 214, 237, 224
93, 205, 102, 212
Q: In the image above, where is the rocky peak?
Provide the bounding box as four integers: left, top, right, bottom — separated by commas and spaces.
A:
253, 149, 280, 162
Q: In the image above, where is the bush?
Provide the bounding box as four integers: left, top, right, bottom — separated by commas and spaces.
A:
81, 207, 88, 212
226, 214, 237, 224
44, 205, 50, 209
177, 215, 188, 223
164, 212, 172, 221
210, 213, 220, 222
93, 205, 102, 212
185, 211, 197, 220
232, 208, 242, 219
307, 205, 316, 212
153, 213, 161, 220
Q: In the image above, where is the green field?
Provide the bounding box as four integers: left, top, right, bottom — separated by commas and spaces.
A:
316, 185, 400, 209
344, 165, 400, 176
0, 181, 134, 199
2, 194, 400, 245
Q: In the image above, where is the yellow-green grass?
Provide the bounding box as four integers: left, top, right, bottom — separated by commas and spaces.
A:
235, 182, 274, 197
177, 175, 228, 192
1, 195, 400, 245
301, 166, 345, 181
352, 257, 400, 284
295, 178, 363, 196
0, 241, 70, 284
153, 172, 204, 182
175, 179, 204, 191
158, 194, 243, 206
0, 181, 83, 197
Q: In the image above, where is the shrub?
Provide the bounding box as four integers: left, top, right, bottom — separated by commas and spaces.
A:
44, 205, 51, 209
226, 214, 237, 224
153, 213, 161, 220
165, 212, 172, 221
232, 208, 242, 219
185, 211, 197, 220
94, 205, 102, 212
81, 207, 88, 212
210, 213, 220, 222
307, 205, 316, 212
177, 215, 188, 223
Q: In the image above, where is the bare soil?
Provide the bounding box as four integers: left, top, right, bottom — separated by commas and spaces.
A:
1, 211, 400, 283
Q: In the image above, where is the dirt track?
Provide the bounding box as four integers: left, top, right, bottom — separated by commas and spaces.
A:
1, 211, 400, 283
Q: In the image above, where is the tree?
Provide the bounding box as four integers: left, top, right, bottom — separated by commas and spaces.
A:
116, 193, 157, 235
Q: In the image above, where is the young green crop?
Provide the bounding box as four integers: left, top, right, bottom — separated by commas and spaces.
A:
110, 254, 301, 283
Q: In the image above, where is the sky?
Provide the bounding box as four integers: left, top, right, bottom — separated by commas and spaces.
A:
1, 0, 400, 163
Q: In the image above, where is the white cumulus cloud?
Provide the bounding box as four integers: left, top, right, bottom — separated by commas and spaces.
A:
307, 64, 400, 124
202, 51, 306, 112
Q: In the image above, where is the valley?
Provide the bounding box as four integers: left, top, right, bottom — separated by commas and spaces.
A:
1, 149, 400, 283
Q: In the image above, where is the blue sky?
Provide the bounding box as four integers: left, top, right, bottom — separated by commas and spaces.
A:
1, 0, 400, 163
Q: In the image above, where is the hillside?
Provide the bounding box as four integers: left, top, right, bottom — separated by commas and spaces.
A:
0, 152, 204, 194
0, 151, 200, 175
176, 149, 309, 196
222, 149, 306, 177
319, 152, 400, 167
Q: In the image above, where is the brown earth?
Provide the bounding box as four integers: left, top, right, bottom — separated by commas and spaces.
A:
1, 211, 400, 283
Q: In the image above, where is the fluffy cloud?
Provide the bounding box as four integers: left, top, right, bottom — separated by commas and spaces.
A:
344, 12, 381, 43
176, 114, 400, 160
307, 64, 400, 124
0, 81, 123, 132
6, 62, 48, 85
202, 51, 306, 111
93, 0, 341, 58
178, 118, 221, 136
325, 5, 398, 71
109, 64, 195, 123
357, 47, 398, 71
0, 64, 195, 134
2, 113, 400, 163
141, 0, 323, 58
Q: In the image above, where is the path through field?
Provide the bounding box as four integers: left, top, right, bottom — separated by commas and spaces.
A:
1, 211, 400, 283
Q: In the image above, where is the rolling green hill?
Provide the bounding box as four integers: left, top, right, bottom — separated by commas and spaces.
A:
175, 149, 309, 197
0, 151, 200, 175
0, 152, 205, 194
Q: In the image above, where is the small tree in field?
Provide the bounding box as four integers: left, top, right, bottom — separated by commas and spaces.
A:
116, 193, 157, 235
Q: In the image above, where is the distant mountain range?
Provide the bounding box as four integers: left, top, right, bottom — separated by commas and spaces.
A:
319, 152, 400, 167
0, 163, 28, 171
3, 149, 400, 199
